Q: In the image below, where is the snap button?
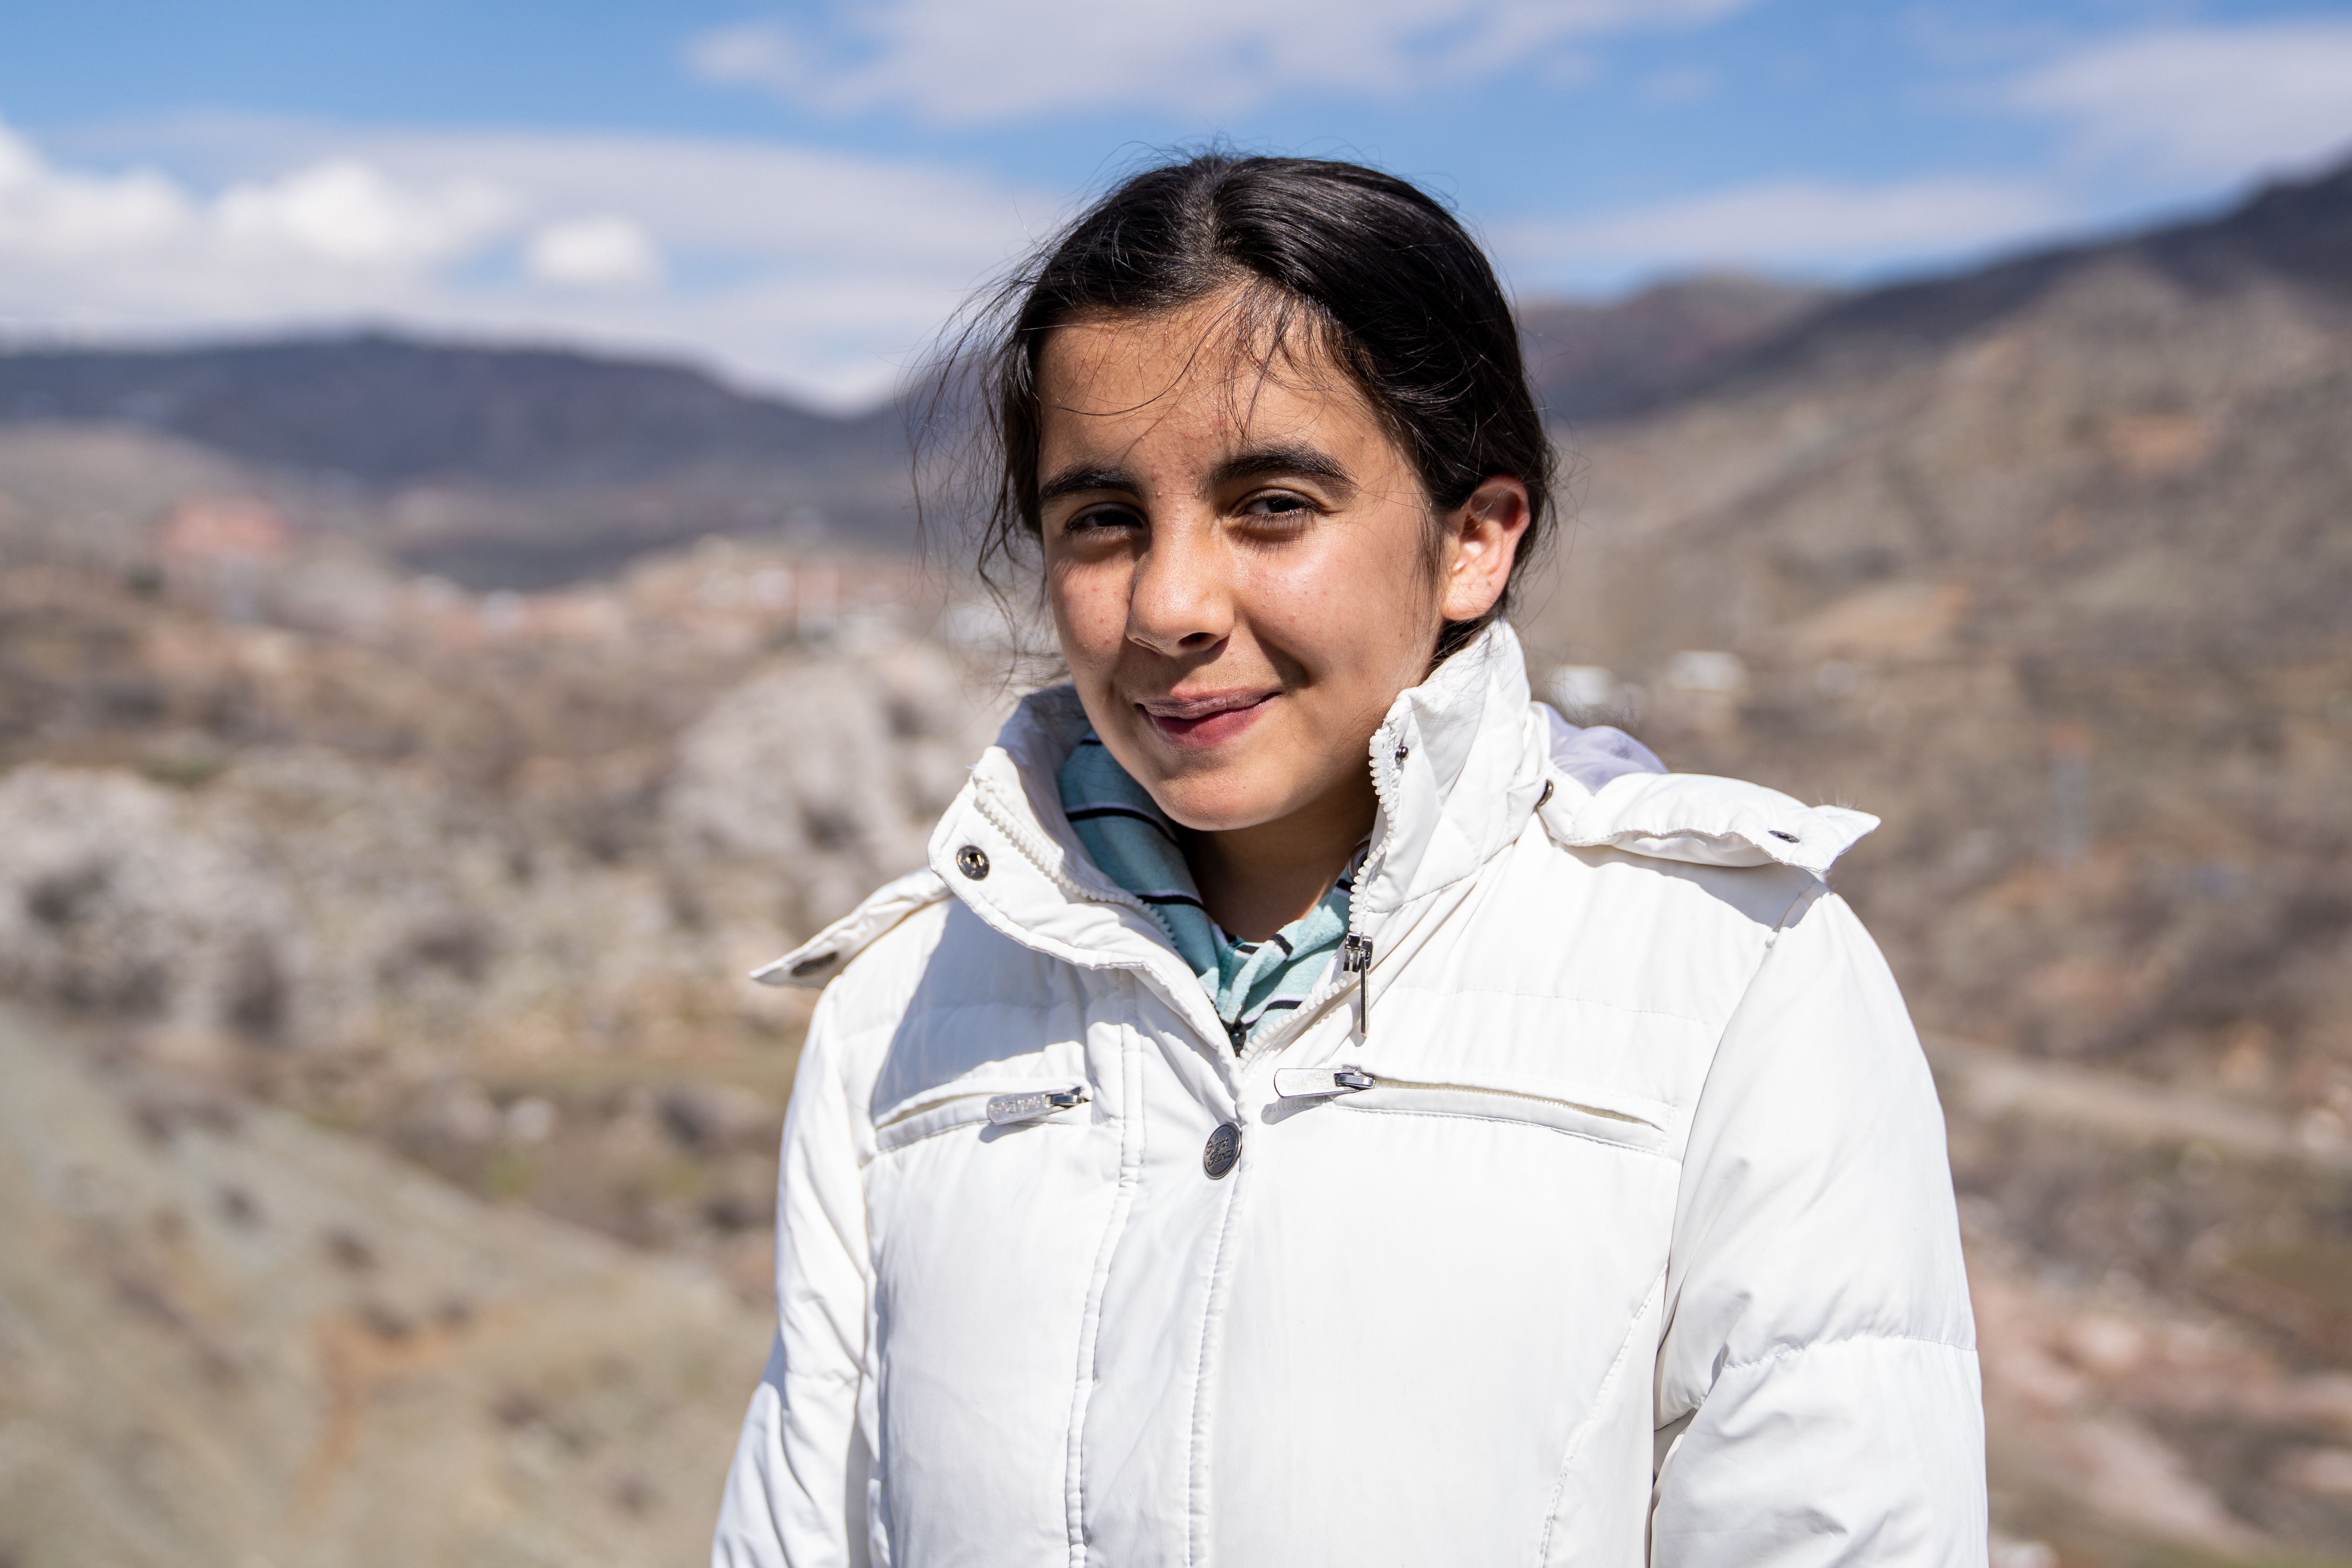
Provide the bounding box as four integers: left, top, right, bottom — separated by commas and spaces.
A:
1202, 1122, 1241, 1180
955, 845, 990, 880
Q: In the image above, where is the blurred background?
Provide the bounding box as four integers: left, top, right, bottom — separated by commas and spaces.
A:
2, 3, 2350, 1564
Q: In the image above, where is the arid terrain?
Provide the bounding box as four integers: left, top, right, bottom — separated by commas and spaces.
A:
3, 158, 2350, 1568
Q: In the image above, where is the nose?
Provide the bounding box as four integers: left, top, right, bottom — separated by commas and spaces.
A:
1125, 514, 1232, 658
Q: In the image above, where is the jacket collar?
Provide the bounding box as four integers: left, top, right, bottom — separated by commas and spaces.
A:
1351, 621, 1548, 925
894, 622, 1548, 1041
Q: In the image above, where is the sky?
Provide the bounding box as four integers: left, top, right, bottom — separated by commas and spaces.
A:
4, 0, 2352, 408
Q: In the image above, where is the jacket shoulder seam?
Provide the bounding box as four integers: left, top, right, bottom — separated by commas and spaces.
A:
1762, 877, 1829, 947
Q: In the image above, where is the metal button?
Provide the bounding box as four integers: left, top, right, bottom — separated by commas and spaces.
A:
955, 845, 990, 880
1203, 1122, 1240, 1180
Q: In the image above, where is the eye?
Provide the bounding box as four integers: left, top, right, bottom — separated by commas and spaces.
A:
1237, 490, 1318, 522
1062, 503, 1144, 536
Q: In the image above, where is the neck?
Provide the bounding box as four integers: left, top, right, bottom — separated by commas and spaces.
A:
1184, 774, 1377, 942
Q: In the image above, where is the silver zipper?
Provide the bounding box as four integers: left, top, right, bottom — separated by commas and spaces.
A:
1341, 934, 1373, 1033
1271, 1067, 1374, 1098
985, 1087, 1089, 1125
1239, 726, 1404, 1063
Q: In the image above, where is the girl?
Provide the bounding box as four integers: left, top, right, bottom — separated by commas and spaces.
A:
715, 154, 1983, 1567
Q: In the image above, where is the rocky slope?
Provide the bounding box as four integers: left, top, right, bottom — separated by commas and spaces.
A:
0, 999, 771, 1568
0, 516, 1011, 1561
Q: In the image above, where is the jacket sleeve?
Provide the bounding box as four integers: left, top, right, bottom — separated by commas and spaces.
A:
713, 988, 876, 1568
1650, 884, 1985, 1567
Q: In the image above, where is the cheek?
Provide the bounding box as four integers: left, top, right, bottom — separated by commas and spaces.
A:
1243, 519, 1435, 670
1046, 557, 1129, 668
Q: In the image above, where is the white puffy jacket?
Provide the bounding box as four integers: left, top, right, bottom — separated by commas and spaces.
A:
714, 625, 1984, 1568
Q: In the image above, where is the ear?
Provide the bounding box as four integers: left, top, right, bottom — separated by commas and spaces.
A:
1437, 475, 1532, 622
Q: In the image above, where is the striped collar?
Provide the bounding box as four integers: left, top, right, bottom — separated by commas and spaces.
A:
1057, 733, 1356, 1054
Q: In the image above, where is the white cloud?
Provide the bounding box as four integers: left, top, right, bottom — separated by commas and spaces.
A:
214, 159, 506, 267
2011, 19, 2352, 181
686, 0, 1750, 125
0, 121, 192, 260
525, 215, 662, 288
0, 116, 1044, 408
1497, 175, 2075, 280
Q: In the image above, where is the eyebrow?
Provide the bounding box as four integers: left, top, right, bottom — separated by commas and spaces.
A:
1036, 464, 1137, 505
1035, 444, 1357, 506
1210, 444, 1355, 494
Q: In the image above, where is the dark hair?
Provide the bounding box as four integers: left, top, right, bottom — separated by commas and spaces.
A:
922, 151, 1555, 661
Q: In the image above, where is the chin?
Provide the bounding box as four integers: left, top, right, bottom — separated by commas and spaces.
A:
1140, 768, 1285, 835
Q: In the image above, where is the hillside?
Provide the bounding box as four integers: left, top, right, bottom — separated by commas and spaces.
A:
1522, 153, 2352, 1058
0, 998, 772, 1568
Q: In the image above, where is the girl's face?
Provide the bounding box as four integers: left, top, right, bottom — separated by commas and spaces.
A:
1036, 294, 1528, 838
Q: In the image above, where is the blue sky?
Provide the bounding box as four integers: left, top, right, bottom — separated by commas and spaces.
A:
4, 0, 2351, 406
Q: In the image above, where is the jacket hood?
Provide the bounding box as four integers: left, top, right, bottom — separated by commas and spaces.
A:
1535, 702, 1878, 880
756, 623, 1878, 989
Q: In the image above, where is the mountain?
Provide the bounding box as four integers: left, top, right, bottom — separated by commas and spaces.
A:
1531, 155, 2352, 671
0, 283, 1836, 493
1697, 159, 2352, 390
0, 335, 913, 587
3, 159, 2345, 596
0, 333, 880, 488
1517, 274, 1834, 422
0, 278, 1841, 588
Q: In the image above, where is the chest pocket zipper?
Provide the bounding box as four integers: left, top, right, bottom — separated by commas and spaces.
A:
873, 1081, 1090, 1152
1271, 1068, 1676, 1155
986, 1088, 1088, 1125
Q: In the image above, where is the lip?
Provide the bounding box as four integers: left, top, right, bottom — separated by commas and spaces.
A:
1136, 688, 1277, 750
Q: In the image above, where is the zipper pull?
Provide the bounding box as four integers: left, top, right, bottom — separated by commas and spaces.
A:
1341, 934, 1373, 1035
985, 1087, 1088, 1126
1273, 1067, 1375, 1099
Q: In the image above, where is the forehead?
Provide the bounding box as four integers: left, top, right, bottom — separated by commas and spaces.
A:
1034, 294, 1383, 459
